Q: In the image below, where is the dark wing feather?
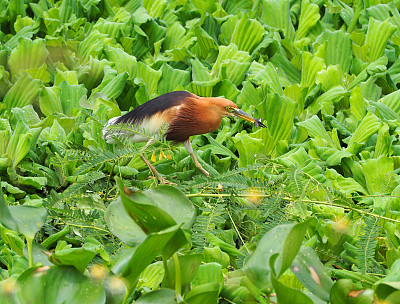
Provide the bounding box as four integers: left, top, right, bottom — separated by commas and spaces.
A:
115, 91, 194, 125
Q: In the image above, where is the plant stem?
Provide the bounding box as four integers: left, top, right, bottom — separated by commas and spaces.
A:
26, 237, 33, 268
104, 161, 116, 203
172, 253, 182, 296
60, 221, 110, 233
162, 254, 171, 288
186, 193, 400, 224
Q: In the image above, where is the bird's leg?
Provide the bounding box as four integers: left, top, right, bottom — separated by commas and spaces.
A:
140, 138, 174, 185
183, 139, 210, 176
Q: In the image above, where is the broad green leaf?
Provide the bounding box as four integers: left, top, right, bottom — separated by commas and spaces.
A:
346, 113, 381, 154
59, 81, 87, 116
330, 279, 374, 304
17, 266, 105, 304
243, 222, 308, 292
211, 44, 251, 86
113, 224, 186, 291
104, 46, 137, 81
270, 254, 314, 304
185, 282, 220, 304
3, 73, 41, 113
135, 62, 162, 98
191, 26, 218, 59
230, 13, 264, 53
137, 261, 165, 290
375, 260, 400, 302
189, 58, 219, 97
105, 197, 147, 246
261, 0, 295, 39
316, 66, 343, 91
291, 247, 333, 301
349, 85, 367, 121
118, 179, 196, 233
365, 18, 396, 62
325, 169, 367, 195
163, 254, 202, 294
298, 115, 338, 149
295, 0, 320, 42
192, 263, 224, 290
247, 62, 282, 95
300, 52, 326, 87
135, 289, 177, 304
158, 64, 190, 95
259, 94, 297, 155
8, 38, 49, 79
314, 30, 352, 73
362, 156, 395, 195
49, 240, 97, 272
204, 247, 230, 268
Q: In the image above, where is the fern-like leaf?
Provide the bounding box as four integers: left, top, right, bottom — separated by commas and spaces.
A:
356, 216, 381, 274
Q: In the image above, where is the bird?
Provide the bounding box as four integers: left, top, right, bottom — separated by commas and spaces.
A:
103, 91, 266, 183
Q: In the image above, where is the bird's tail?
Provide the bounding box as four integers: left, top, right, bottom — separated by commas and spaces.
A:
102, 116, 120, 143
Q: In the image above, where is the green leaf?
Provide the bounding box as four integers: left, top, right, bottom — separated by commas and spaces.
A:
243, 221, 309, 292
230, 13, 264, 53
298, 115, 338, 149
314, 30, 352, 74
291, 247, 333, 301
118, 179, 196, 233
112, 224, 186, 292
104, 46, 137, 81
158, 64, 190, 95
300, 52, 326, 87
185, 282, 220, 304
3, 73, 41, 113
362, 156, 395, 195
49, 240, 97, 272
270, 254, 314, 304
365, 18, 396, 62
105, 197, 147, 246
0, 188, 47, 240
59, 81, 87, 116
135, 289, 177, 304
16, 266, 105, 304
346, 113, 381, 154
330, 279, 374, 304
261, 0, 295, 39
295, 0, 320, 42
8, 38, 49, 79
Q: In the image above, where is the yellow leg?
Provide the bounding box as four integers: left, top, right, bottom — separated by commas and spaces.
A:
183, 139, 210, 176
140, 139, 175, 185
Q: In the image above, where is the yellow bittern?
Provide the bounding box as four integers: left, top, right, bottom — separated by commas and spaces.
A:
103, 91, 265, 183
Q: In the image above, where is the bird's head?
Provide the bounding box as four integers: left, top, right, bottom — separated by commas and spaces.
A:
217, 99, 267, 128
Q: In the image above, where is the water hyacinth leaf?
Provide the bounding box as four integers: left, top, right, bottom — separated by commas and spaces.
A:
259, 94, 297, 154
365, 18, 396, 62
316, 66, 343, 91
233, 129, 270, 167
326, 169, 367, 195
330, 279, 374, 304
191, 25, 218, 59
17, 266, 105, 304
349, 85, 367, 121
271, 255, 314, 304
185, 282, 220, 304
77, 30, 108, 61
291, 247, 334, 301
117, 177, 195, 233
243, 222, 308, 292
105, 197, 147, 246
135, 62, 162, 98
135, 289, 177, 304
379, 90, 400, 115
307, 86, 347, 116
97, 72, 128, 100
49, 240, 97, 272
211, 44, 251, 86
163, 254, 203, 293
248, 62, 282, 95
3, 73, 41, 113
8, 38, 49, 79
113, 224, 186, 291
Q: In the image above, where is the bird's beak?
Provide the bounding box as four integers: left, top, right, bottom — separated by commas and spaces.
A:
233, 109, 267, 128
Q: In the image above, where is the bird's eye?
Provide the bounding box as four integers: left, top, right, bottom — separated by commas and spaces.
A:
226, 106, 235, 112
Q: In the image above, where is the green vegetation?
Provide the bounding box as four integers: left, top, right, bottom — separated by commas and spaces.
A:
1, 0, 400, 303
